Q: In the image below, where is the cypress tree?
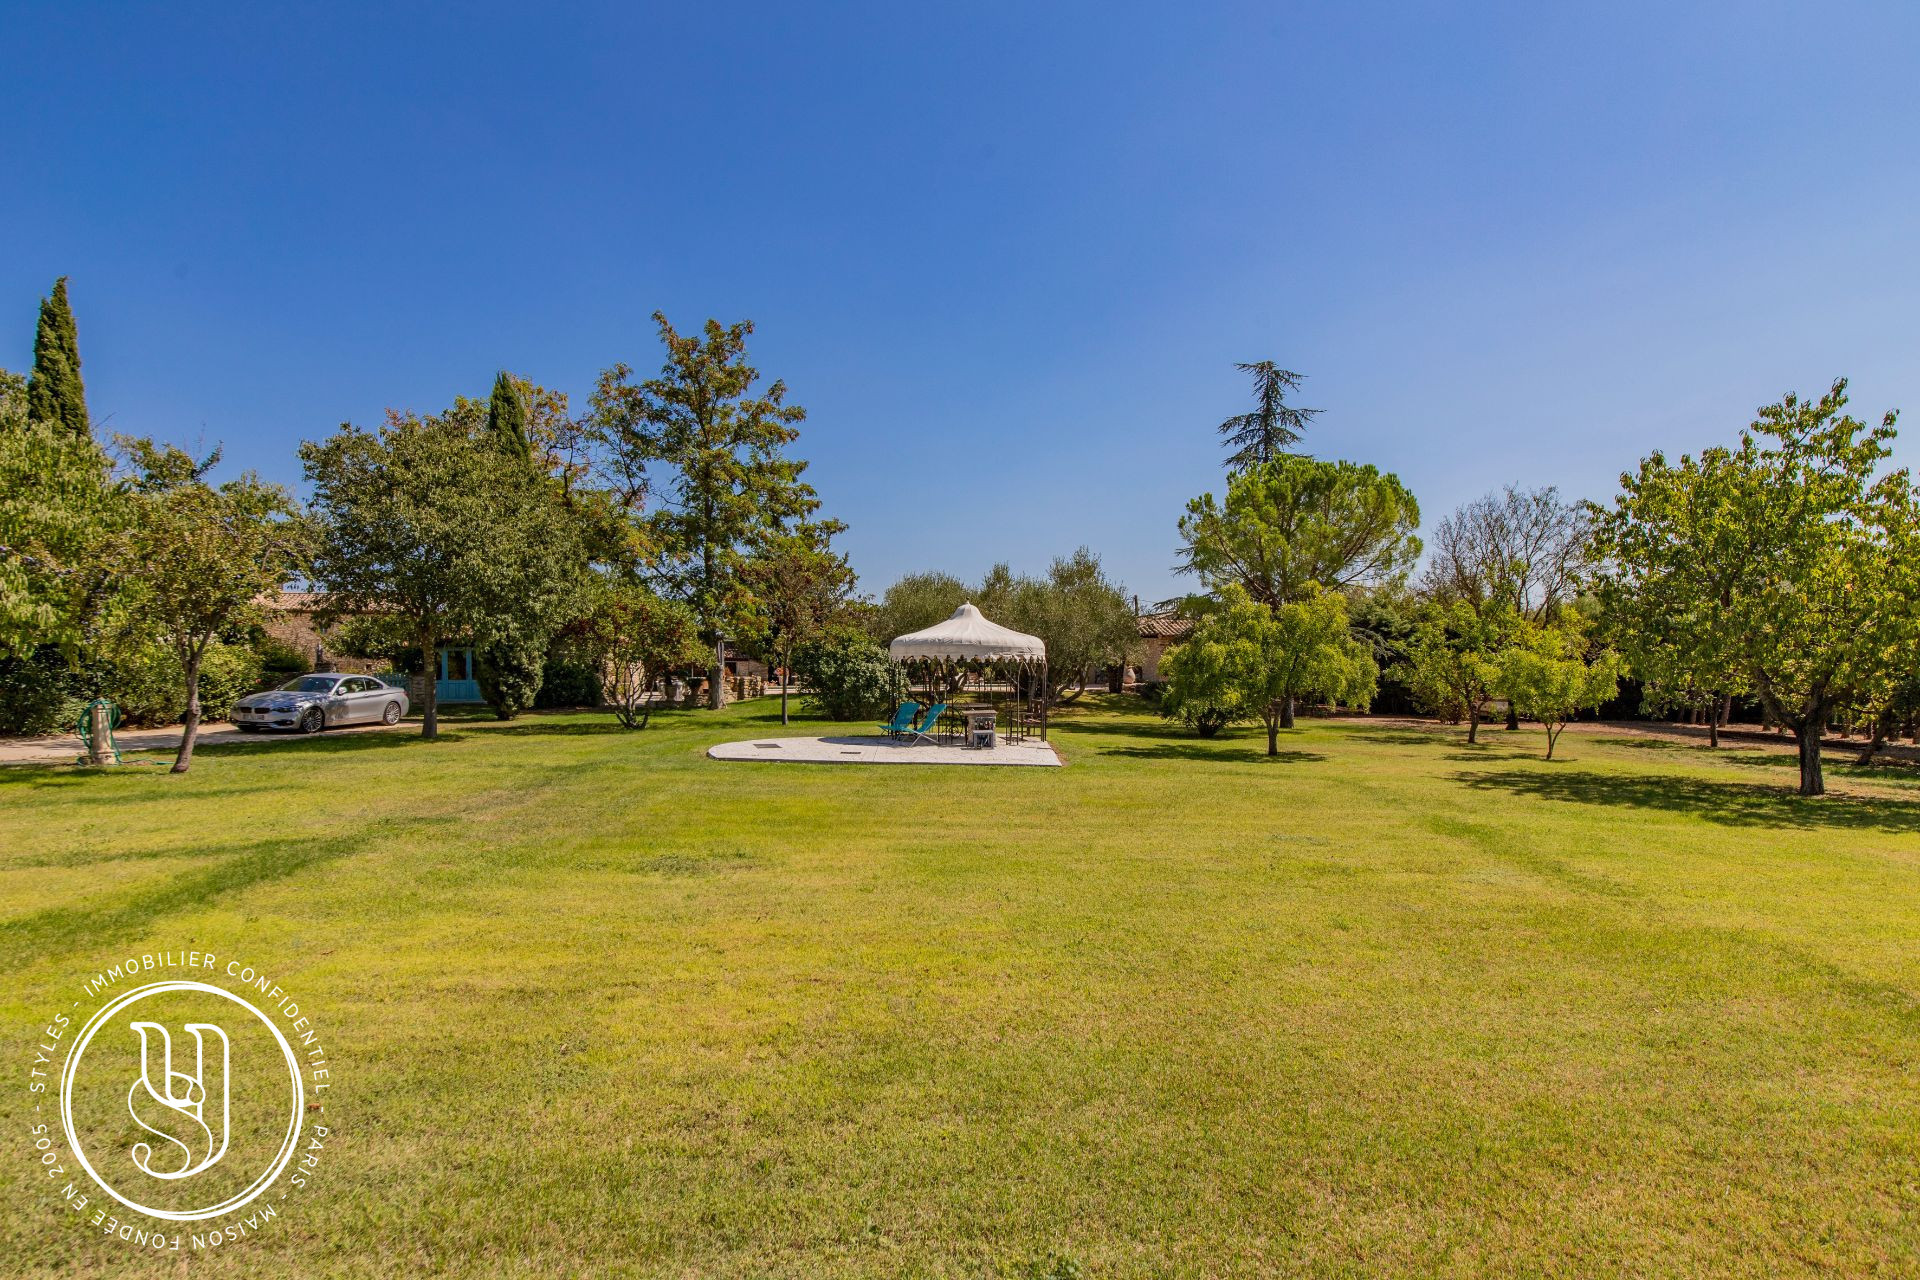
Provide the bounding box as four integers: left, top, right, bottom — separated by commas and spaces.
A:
26, 278, 90, 438
486, 370, 531, 463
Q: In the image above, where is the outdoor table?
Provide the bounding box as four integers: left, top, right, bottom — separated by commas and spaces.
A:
964, 708, 997, 749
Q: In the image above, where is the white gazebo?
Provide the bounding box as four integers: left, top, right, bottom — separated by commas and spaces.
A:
888, 603, 1049, 740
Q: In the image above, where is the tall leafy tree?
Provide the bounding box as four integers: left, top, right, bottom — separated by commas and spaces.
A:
27, 278, 90, 438
0, 408, 118, 656
1162, 584, 1376, 754
1178, 455, 1422, 607
741, 522, 854, 725
302, 406, 582, 738
590, 313, 819, 710
486, 370, 532, 464
114, 441, 302, 773
1217, 362, 1319, 470
1592, 380, 1918, 795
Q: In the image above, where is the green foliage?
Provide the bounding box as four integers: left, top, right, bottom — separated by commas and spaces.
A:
476, 628, 546, 720
792, 626, 906, 721
873, 552, 1135, 705
326, 612, 416, 667
1162, 584, 1376, 754
0, 367, 25, 432
975, 548, 1136, 702
114, 439, 302, 770
301, 405, 584, 737
575, 580, 705, 728
95, 631, 263, 728
0, 416, 118, 656
1217, 361, 1319, 470
1392, 599, 1516, 739
486, 370, 532, 464
741, 522, 854, 723
589, 313, 823, 707
252, 636, 311, 674
0, 646, 87, 735
866, 571, 969, 644
26, 277, 89, 438
535, 647, 603, 709
1178, 455, 1421, 607
1496, 618, 1626, 759
1591, 379, 1919, 794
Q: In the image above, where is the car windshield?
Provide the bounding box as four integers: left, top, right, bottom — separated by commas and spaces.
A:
277, 676, 340, 693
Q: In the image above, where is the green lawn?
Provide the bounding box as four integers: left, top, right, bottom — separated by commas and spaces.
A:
3, 699, 1918, 1277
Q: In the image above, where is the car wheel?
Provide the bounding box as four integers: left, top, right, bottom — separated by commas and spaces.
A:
382, 701, 402, 726
298, 707, 325, 734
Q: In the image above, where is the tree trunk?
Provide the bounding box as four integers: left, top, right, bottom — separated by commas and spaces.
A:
1544, 722, 1560, 761
708, 635, 726, 710
421, 631, 440, 739
1280, 694, 1295, 730
1794, 723, 1824, 797
1505, 704, 1519, 731
1467, 707, 1480, 744
779, 644, 791, 725
1266, 708, 1280, 756
172, 646, 204, 774
1856, 708, 1896, 767
1707, 697, 1720, 750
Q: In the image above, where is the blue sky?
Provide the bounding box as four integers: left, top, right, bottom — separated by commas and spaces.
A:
4, 3, 1917, 604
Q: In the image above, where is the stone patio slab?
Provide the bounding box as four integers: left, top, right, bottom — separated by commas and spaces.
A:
708, 734, 1062, 766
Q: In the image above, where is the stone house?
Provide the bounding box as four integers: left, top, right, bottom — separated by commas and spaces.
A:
1134, 612, 1194, 683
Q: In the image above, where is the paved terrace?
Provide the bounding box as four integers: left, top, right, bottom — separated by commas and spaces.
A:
709, 734, 1063, 767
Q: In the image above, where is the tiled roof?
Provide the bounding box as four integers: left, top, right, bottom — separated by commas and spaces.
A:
1137, 613, 1193, 639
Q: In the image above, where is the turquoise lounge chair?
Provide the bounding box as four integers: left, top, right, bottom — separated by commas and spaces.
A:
877, 702, 919, 739
906, 702, 949, 746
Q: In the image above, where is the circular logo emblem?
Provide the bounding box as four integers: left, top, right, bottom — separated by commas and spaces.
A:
59, 980, 305, 1222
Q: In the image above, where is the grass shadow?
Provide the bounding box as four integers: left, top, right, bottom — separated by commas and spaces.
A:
1456, 767, 1920, 833
0, 825, 406, 967
1104, 744, 1327, 763
469, 720, 637, 738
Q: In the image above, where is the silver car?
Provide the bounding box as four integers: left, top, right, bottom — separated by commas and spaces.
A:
230, 674, 410, 734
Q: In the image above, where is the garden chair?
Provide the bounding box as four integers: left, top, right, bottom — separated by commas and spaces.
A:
877, 702, 919, 739
905, 702, 950, 746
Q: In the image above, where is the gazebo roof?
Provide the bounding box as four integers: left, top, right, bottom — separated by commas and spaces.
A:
888, 603, 1046, 663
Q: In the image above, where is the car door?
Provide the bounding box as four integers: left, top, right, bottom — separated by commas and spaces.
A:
353, 677, 391, 723
326, 678, 363, 724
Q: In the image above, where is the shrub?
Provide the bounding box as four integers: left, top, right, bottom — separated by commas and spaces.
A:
535, 648, 602, 708
254, 636, 310, 675
791, 628, 905, 721
0, 647, 88, 735
100, 635, 263, 727
476, 632, 545, 721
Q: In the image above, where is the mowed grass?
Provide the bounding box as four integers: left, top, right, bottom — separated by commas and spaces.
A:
2, 698, 1918, 1278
